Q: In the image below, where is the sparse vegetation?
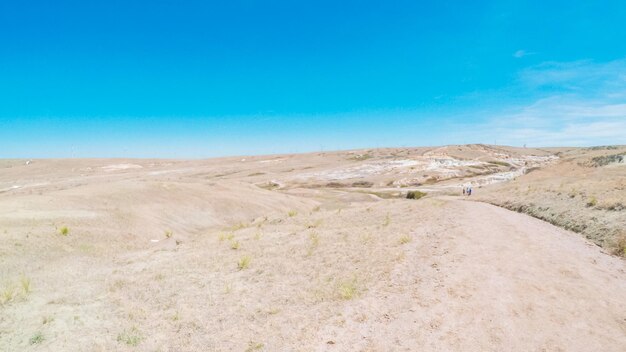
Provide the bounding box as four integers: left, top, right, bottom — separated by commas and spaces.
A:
20, 275, 31, 294
306, 219, 323, 228
406, 190, 427, 200
246, 342, 265, 351
326, 181, 346, 188
338, 278, 358, 300
585, 145, 619, 151
399, 234, 411, 244
586, 196, 598, 207
352, 180, 373, 188
218, 232, 235, 241
237, 255, 251, 270
117, 327, 142, 346
383, 213, 391, 227
488, 160, 512, 167
258, 181, 280, 190
348, 153, 373, 161
587, 153, 625, 167
306, 232, 320, 256
230, 240, 240, 250
1, 285, 15, 304
29, 332, 44, 345
288, 210, 297, 217
59, 226, 69, 236
230, 222, 248, 231
165, 230, 173, 238
248, 172, 265, 176
612, 233, 626, 258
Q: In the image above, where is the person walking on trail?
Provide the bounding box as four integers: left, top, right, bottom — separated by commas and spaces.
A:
467, 186, 472, 196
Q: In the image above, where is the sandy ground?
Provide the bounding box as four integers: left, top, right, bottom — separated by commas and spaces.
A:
0, 145, 624, 351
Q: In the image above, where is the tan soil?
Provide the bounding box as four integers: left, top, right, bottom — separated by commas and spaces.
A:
0, 146, 624, 351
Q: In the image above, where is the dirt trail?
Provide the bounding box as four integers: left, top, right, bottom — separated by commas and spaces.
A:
317, 198, 626, 351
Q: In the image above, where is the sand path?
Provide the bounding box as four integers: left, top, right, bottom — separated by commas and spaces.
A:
316, 198, 626, 351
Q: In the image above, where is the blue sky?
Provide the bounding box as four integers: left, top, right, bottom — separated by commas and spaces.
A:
1, 1, 625, 157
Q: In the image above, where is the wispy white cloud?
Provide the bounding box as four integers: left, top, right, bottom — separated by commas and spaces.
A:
513, 49, 535, 58
452, 58, 626, 146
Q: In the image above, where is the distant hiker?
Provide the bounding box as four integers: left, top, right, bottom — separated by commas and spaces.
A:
467, 187, 472, 196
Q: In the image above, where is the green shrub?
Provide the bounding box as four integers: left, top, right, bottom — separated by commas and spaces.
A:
29, 332, 44, 345
406, 191, 427, 200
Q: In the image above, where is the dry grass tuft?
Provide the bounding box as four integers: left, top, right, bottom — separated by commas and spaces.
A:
586, 196, 598, 207
399, 234, 411, 245
59, 226, 69, 236
612, 233, 626, 258
20, 275, 31, 294
338, 277, 358, 300
1, 285, 15, 305
246, 342, 265, 351
383, 213, 391, 227
117, 327, 142, 346
218, 232, 235, 242
237, 255, 251, 270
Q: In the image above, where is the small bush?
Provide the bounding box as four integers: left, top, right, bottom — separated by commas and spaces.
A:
406, 191, 427, 200
237, 256, 251, 270
230, 240, 240, 250
288, 210, 297, 217
165, 230, 173, 238
59, 226, 69, 236
326, 182, 346, 188
352, 181, 373, 188
399, 235, 411, 244
29, 332, 44, 345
